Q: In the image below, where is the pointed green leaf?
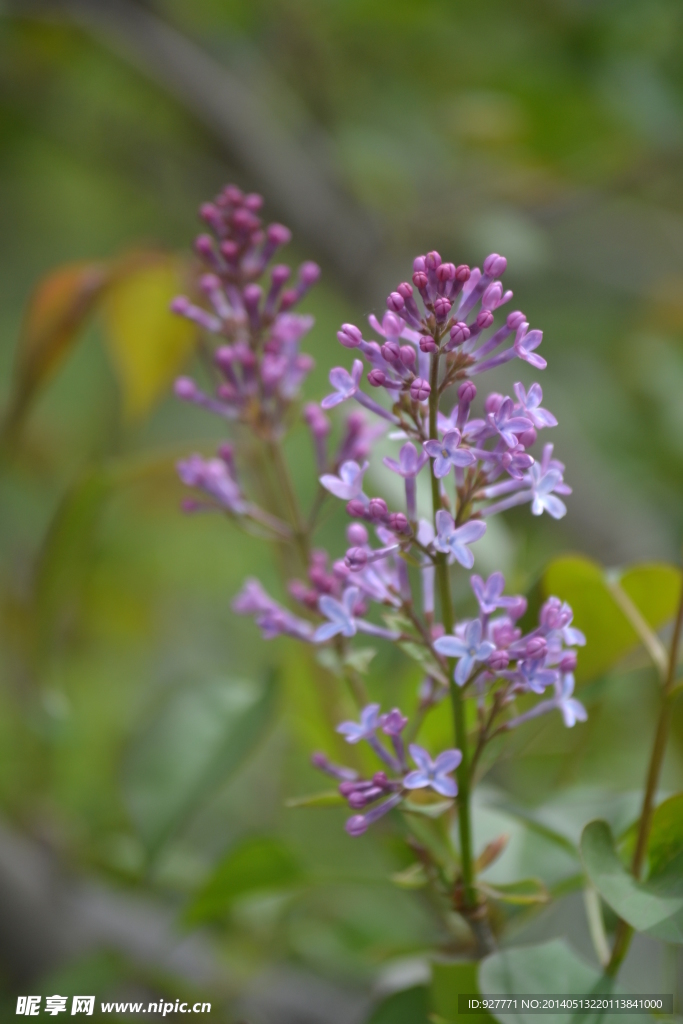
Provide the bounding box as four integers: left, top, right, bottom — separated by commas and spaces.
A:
432, 959, 497, 1024
581, 820, 683, 943
365, 985, 430, 1024
390, 862, 428, 889
285, 790, 345, 808
620, 792, 683, 880
479, 878, 549, 906
184, 835, 303, 925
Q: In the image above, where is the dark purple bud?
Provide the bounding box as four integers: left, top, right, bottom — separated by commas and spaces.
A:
347, 523, 368, 545
232, 208, 255, 232
346, 499, 367, 518
410, 378, 431, 402
194, 235, 216, 261
458, 381, 477, 404
224, 185, 244, 205
484, 392, 505, 414
346, 815, 368, 836
518, 427, 537, 448
425, 250, 442, 270
412, 271, 428, 291
218, 443, 235, 467
434, 296, 452, 320
368, 497, 388, 521
419, 336, 437, 353
381, 340, 401, 363
368, 369, 386, 387
456, 264, 471, 282
560, 651, 578, 672
271, 264, 291, 287
243, 283, 262, 308
345, 547, 368, 571
399, 345, 416, 369
220, 240, 239, 263
525, 637, 548, 659
476, 309, 495, 330
388, 512, 409, 533
174, 376, 197, 399
279, 288, 298, 311
339, 781, 356, 797
450, 322, 471, 346
267, 223, 291, 246
379, 710, 408, 736
199, 202, 219, 225
338, 323, 363, 348
372, 771, 389, 787
483, 253, 507, 277
299, 261, 321, 286
348, 791, 370, 809
387, 291, 405, 312
437, 262, 456, 283
311, 752, 328, 770
397, 282, 414, 299
507, 310, 526, 329
488, 650, 510, 671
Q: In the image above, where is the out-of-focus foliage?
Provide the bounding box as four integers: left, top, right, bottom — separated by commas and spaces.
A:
0, 0, 682, 1017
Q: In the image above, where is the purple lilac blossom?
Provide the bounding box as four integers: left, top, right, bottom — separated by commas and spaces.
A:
403, 745, 462, 797
434, 620, 496, 686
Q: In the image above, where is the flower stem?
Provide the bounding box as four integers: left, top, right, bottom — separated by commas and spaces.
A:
266, 438, 310, 569
428, 349, 487, 949
606, 569, 683, 977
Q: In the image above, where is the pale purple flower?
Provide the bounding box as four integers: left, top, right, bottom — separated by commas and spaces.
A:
383, 442, 428, 478
321, 359, 363, 409
529, 463, 567, 518
178, 454, 248, 513
403, 745, 462, 798
232, 578, 314, 641
433, 511, 487, 568
514, 322, 546, 370
319, 460, 369, 501
423, 430, 476, 479
470, 572, 521, 616
315, 587, 360, 641
337, 703, 380, 743
487, 397, 533, 449
517, 657, 558, 695
434, 619, 496, 686
554, 673, 587, 727
513, 382, 557, 429
539, 597, 586, 647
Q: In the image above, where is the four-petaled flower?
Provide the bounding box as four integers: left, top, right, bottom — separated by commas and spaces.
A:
513, 323, 547, 370
528, 463, 567, 518
434, 619, 496, 685
517, 657, 558, 694
337, 703, 380, 743
554, 673, 588, 728
403, 744, 462, 797
488, 397, 533, 448
321, 359, 363, 409
423, 430, 476, 478
513, 382, 557, 429
433, 510, 486, 568
320, 460, 369, 500
314, 587, 360, 641
470, 572, 521, 615
383, 441, 429, 478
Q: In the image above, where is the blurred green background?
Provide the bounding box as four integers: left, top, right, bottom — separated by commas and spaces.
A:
1, 1, 682, 1020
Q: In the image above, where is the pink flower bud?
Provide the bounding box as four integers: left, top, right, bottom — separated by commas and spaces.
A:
458, 381, 477, 403
170, 296, 191, 315
455, 264, 471, 282
507, 310, 526, 329
267, 222, 291, 246
413, 256, 426, 272
397, 281, 413, 299
244, 192, 264, 210
476, 309, 494, 330
484, 392, 505, 414
219, 240, 239, 262
387, 291, 405, 312
483, 253, 507, 277
381, 341, 401, 363
368, 498, 388, 520
412, 271, 428, 291
436, 262, 456, 283
419, 336, 437, 353
368, 369, 386, 387
346, 815, 368, 836
410, 378, 431, 402
425, 250, 442, 270
388, 512, 409, 534
525, 637, 548, 659
346, 499, 367, 518
347, 523, 368, 545
399, 345, 416, 369
345, 547, 368, 571
299, 261, 321, 286
489, 650, 510, 671
518, 427, 537, 448
450, 322, 471, 346
174, 377, 197, 399
337, 323, 363, 348
560, 651, 578, 672
434, 296, 452, 320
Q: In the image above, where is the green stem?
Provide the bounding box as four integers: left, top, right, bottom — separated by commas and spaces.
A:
606, 570, 683, 977
428, 349, 476, 912
266, 438, 309, 569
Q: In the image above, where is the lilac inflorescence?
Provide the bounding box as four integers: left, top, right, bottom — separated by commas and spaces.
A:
173, 188, 587, 842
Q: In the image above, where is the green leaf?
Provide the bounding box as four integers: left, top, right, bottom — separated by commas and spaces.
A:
365, 985, 430, 1024
620, 793, 683, 879
403, 792, 454, 818
580, 820, 683, 943
3, 261, 108, 440
344, 646, 377, 675
101, 252, 198, 420
390, 862, 429, 889
431, 959, 497, 1024
184, 835, 302, 925
479, 878, 549, 906
285, 790, 345, 808
124, 674, 276, 859
542, 556, 681, 682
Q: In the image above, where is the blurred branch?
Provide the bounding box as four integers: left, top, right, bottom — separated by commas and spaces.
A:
7, 0, 382, 295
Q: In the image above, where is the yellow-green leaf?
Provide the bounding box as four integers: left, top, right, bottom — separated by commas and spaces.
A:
102, 253, 198, 420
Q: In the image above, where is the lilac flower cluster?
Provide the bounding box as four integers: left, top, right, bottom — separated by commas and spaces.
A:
173, 186, 586, 857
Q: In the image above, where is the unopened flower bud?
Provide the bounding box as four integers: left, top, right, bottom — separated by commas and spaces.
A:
507, 310, 526, 329
483, 253, 507, 277
219, 239, 239, 263
518, 427, 537, 448
489, 650, 510, 671
174, 376, 197, 399
368, 497, 388, 520
347, 523, 368, 546
410, 378, 431, 402
506, 596, 528, 621
387, 291, 405, 312
560, 651, 578, 673
476, 309, 494, 330
267, 222, 291, 246
388, 512, 409, 533
425, 250, 442, 270
399, 345, 416, 369
224, 185, 243, 205
450, 322, 471, 346
381, 340, 401, 363
338, 323, 363, 348
525, 637, 548, 659
170, 296, 191, 315
419, 336, 437, 353
484, 392, 505, 414
243, 192, 263, 210
397, 282, 413, 299
346, 815, 368, 836
368, 369, 386, 387
455, 264, 471, 282
345, 547, 368, 571
458, 381, 477, 404
434, 296, 452, 320
437, 262, 456, 283
332, 559, 350, 579
299, 261, 321, 286
412, 271, 428, 291
413, 255, 426, 272
346, 499, 367, 519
